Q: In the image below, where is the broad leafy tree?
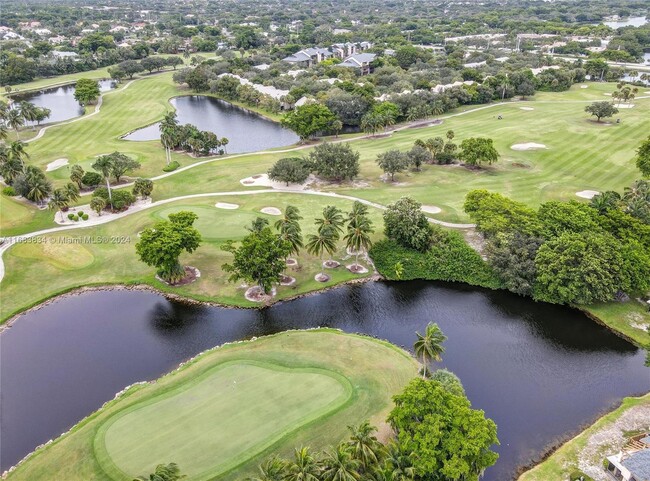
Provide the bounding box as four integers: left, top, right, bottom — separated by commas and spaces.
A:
376, 149, 409, 181
136, 211, 202, 283
584, 101, 618, 122
222, 220, 292, 293
383, 197, 433, 252
74, 78, 101, 105
268, 157, 311, 186
281, 103, 337, 141
309, 143, 360, 182
389, 379, 499, 481
458, 137, 500, 167
635, 136, 650, 178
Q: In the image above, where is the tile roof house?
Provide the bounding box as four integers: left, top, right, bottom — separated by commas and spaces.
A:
338, 53, 377, 75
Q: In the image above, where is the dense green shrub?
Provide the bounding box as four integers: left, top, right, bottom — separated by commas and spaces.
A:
81, 171, 103, 188
569, 470, 594, 481
77, 210, 84, 217
67, 213, 76, 220
2, 186, 16, 196
162, 161, 180, 172
370, 235, 502, 289
92, 187, 136, 211
82, 214, 89, 221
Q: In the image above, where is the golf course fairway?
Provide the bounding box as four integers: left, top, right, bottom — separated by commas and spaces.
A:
6, 329, 419, 481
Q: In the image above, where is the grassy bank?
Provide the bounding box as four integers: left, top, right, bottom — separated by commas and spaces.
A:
5, 329, 418, 481
0, 194, 381, 322
518, 392, 650, 481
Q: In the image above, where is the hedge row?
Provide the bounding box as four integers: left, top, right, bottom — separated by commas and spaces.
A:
370, 234, 503, 290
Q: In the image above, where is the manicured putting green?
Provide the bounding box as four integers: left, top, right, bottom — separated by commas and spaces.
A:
97, 361, 350, 479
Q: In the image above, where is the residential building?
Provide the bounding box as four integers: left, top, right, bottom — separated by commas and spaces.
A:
338, 53, 377, 75
282, 47, 333, 67
605, 434, 650, 481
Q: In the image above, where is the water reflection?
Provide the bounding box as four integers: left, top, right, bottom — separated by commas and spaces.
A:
1, 281, 647, 480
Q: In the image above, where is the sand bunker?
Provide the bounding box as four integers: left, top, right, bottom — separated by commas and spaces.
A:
241, 173, 315, 191
240, 174, 272, 187
46, 158, 69, 171
616, 104, 635, 109
215, 202, 239, 210
576, 190, 600, 199
519, 107, 534, 111
260, 207, 282, 216
511, 143, 547, 151
580, 85, 589, 89
603, 93, 612, 96
421, 205, 442, 214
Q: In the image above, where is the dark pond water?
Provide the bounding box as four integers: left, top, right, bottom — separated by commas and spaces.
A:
122, 95, 300, 153
12, 79, 116, 124
1, 281, 647, 479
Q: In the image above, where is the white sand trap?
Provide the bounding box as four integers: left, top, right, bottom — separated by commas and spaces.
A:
269, 174, 316, 191
519, 107, 534, 111
421, 205, 442, 214
260, 207, 282, 215
511, 143, 547, 151
46, 158, 69, 171
215, 202, 239, 210
616, 104, 635, 108
240, 174, 272, 187
576, 190, 600, 199
603, 93, 612, 96
580, 85, 589, 89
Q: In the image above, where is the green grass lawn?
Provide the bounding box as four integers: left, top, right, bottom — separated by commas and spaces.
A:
583, 301, 650, 347
518, 393, 650, 481
0, 194, 383, 322
6, 329, 418, 481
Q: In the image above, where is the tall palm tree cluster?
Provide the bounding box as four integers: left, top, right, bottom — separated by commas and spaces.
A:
611, 82, 638, 107
0, 100, 51, 140
590, 179, 650, 224
159, 112, 229, 161
248, 423, 415, 481
306, 202, 374, 280
0, 100, 54, 203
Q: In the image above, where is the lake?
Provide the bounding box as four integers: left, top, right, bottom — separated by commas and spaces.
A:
0, 281, 647, 480
603, 16, 648, 28
11, 79, 116, 124
122, 95, 300, 154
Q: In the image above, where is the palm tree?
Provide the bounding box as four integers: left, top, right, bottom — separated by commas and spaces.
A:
70, 164, 85, 189
384, 442, 415, 481
320, 444, 361, 481
220, 137, 229, 154
315, 206, 344, 265
7, 140, 29, 166
6, 109, 24, 139
413, 322, 447, 379
18, 102, 38, 129
306, 224, 338, 280
285, 447, 321, 481
0, 124, 8, 141
347, 422, 383, 470
48, 188, 70, 221
135, 462, 185, 481
275, 205, 304, 259
0, 146, 23, 184
24, 170, 52, 204
590, 191, 621, 214
64, 182, 80, 203
425, 137, 445, 162
91, 155, 114, 208
248, 457, 288, 481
